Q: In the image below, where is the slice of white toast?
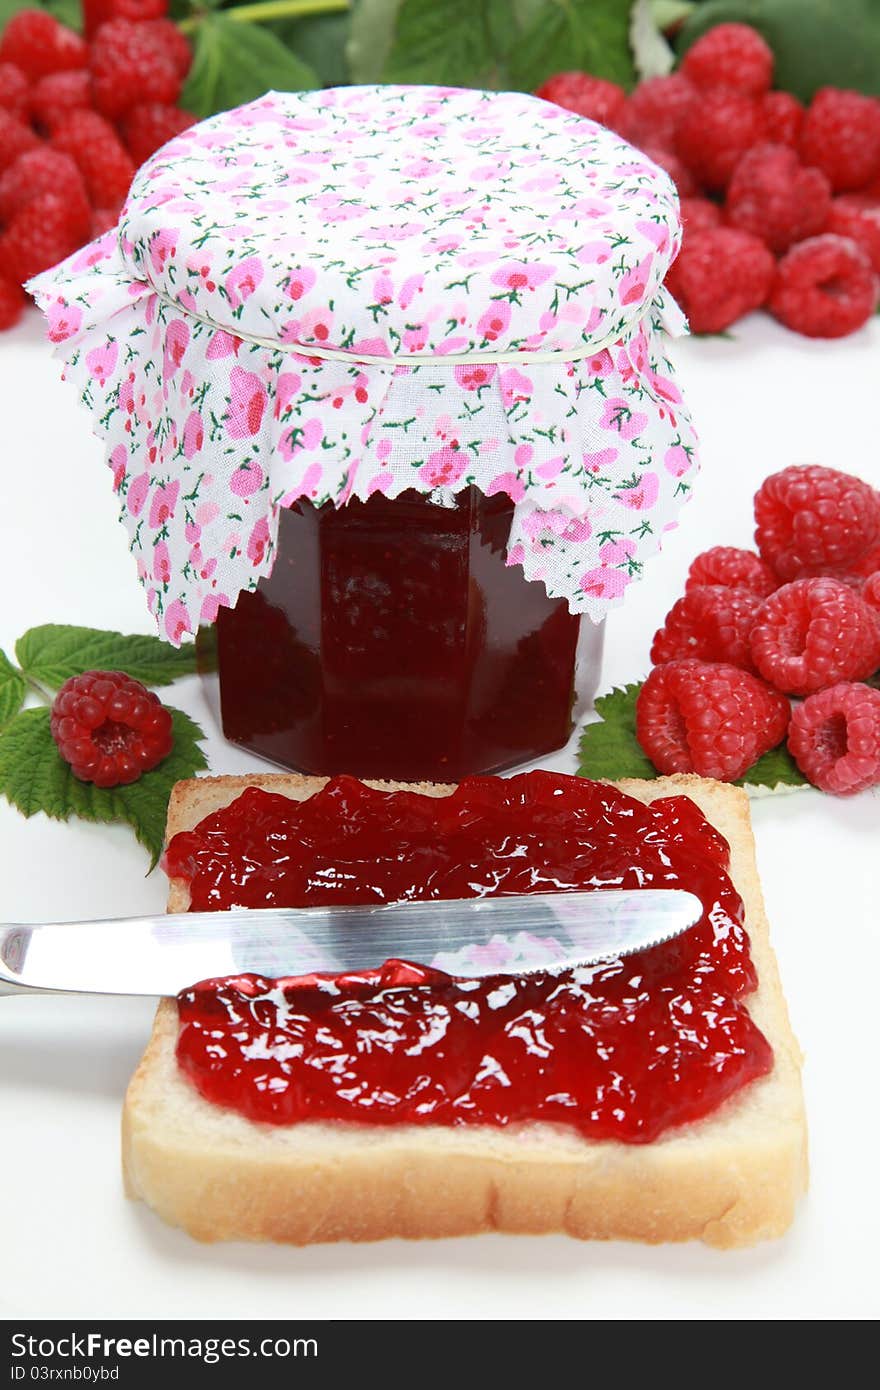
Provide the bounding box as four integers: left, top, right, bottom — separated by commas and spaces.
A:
123, 772, 807, 1248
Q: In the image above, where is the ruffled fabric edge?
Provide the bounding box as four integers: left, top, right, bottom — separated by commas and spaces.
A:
29, 234, 699, 641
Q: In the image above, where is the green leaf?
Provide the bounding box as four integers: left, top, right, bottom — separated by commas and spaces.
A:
15, 624, 197, 690
347, 0, 404, 82
382, 0, 515, 87
0, 0, 82, 29
44, 0, 82, 29
512, 0, 548, 26
0, 0, 36, 25
676, 0, 880, 101
508, 0, 636, 93
0, 706, 208, 869
112, 708, 210, 866
0, 650, 26, 732
270, 10, 351, 86
0, 708, 76, 820
736, 742, 808, 790
577, 683, 659, 780
182, 13, 318, 121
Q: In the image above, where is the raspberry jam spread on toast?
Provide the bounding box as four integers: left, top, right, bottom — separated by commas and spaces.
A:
165, 773, 773, 1143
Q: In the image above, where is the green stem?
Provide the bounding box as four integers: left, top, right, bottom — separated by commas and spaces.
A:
179, 0, 350, 34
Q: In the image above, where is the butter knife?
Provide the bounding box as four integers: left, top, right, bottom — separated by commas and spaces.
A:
0, 889, 702, 998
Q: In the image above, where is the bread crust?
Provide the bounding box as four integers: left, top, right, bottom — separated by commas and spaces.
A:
123, 772, 808, 1248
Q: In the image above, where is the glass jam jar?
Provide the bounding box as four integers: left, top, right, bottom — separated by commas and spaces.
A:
201, 488, 602, 783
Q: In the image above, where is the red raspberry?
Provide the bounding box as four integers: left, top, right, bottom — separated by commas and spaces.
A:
121, 102, 196, 167
686, 546, 778, 598
832, 187, 880, 211
143, 19, 192, 79
826, 197, 880, 273
535, 72, 626, 128
0, 11, 87, 81
760, 90, 804, 147
29, 70, 92, 134
618, 74, 695, 151
636, 659, 790, 782
0, 149, 89, 228
0, 63, 28, 119
817, 559, 880, 592
89, 18, 181, 121
665, 227, 774, 333
50, 670, 174, 789
52, 110, 135, 213
676, 86, 765, 191
862, 572, 880, 612
788, 682, 880, 794
750, 578, 880, 695
0, 190, 89, 284
679, 197, 722, 232
724, 144, 831, 253
769, 233, 878, 338
90, 207, 119, 237
109, 0, 169, 20
0, 273, 25, 328
681, 23, 774, 97
800, 87, 880, 193
650, 585, 763, 671
856, 174, 880, 202
851, 542, 880, 581
83, 0, 169, 36
82, 0, 116, 38
754, 464, 880, 580
638, 143, 696, 196
0, 110, 39, 173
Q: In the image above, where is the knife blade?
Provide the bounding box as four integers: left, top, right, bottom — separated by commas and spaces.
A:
0, 889, 703, 998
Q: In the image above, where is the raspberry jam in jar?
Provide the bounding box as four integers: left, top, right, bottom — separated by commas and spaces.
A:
202, 488, 602, 782
167, 773, 773, 1143
34, 86, 698, 783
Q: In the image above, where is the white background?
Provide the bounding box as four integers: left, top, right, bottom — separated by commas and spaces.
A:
0, 311, 877, 1320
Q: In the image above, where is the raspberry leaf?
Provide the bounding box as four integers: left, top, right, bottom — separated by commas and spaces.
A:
182, 15, 319, 120
577, 684, 659, 780
577, 680, 810, 789
111, 709, 209, 867
0, 705, 208, 869
273, 11, 351, 87
383, 0, 516, 86
0, 1, 82, 34
737, 742, 808, 790
0, 708, 72, 820
15, 624, 197, 690
45, 0, 81, 30
508, 0, 636, 91
0, 649, 26, 731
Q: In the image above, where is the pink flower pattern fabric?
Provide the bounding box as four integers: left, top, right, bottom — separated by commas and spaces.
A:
29, 85, 698, 641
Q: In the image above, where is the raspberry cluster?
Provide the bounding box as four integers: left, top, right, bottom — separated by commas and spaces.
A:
0, 4, 194, 328
537, 22, 880, 338
634, 465, 880, 794
50, 669, 174, 787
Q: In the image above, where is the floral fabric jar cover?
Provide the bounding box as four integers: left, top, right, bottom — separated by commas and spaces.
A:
29, 84, 698, 643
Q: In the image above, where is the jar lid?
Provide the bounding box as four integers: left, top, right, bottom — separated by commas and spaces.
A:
29, 85, 698, 642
